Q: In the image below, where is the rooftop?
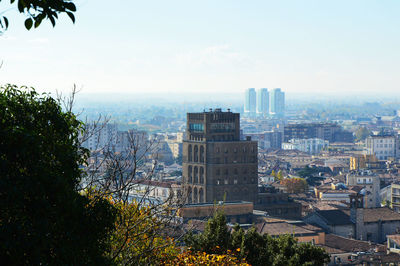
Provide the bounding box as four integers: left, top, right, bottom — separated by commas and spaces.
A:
312, 207, 400, 225
320, 234, 384, 253
256, 219, 323, 237
184, 201, 252, 208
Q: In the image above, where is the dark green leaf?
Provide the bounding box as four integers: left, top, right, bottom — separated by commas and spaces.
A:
4, 17, 9, 29
34, 18, 42, 28
49, 16, 56, 27
66, 2, 77, 12
67, 12, 75, 23
24, 18, 32, 30
17, 0, 24, 12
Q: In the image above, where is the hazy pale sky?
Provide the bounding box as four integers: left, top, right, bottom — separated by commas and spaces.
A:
1, 0, 400, 97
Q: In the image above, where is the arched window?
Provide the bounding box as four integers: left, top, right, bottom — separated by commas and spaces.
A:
200, 167, 204, 184
199, 188, 204, 203
193, 187, 198, 204
200, 146, 205, 162
188, 165, 192, 183
188, 145, 192, 162
194, 145, 199, 162
194, 166, 198, 183
187, 187, 192, 204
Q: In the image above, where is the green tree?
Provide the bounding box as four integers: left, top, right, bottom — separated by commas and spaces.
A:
185, 211, 330, 266
280, 178, 308, 194
0, 85, 116, 264
184, 210, 231, 254
355, 126, 371, 142
0, 0, 76, 32
271, 170, 276, 178
277, 170, 284, 181
297, 165, 317, 178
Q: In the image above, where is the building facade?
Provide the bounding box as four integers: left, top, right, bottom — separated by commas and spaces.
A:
81, 123, 118, 151
256, 88, 269, 117
345, 171, 380, 208
350, 154, 378, 171
269, 88, 285, 117
244, 88, 256, 117
365, 134, 397, 161
182, 109, 258, 204
283, 123, 349, 143
282, 138, 329, 155
391, 184, 400, 213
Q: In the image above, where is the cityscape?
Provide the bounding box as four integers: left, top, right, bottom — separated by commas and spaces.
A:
77, 88, 400, 264
3, 0, 400, 265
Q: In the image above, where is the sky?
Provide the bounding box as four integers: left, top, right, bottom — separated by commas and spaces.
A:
1, 0, 400, 101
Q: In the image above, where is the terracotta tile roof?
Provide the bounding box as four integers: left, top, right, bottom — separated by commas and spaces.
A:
315, 210, 351, 225
256, 220, 323, 237
313, 207, 400, 226
318, 245, 345, 254
363, 208, 400, 223
324, 234, 383, 253
341, 207, 400, 223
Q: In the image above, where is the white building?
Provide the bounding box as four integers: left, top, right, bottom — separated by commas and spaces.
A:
256, 88, 269, 117
81, 123, 118, 151
346, 171, 380, 208
282, 138, 328, 155
269, 88, 285, 118
244, 88, 256, 117
365, 134, 397, 161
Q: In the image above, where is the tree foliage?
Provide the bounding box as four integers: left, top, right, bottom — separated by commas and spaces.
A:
184, 211, 231, 254
0, 0, 76, 32
297, 165, 317, 178
106, 198, 179, 265
280, 178, 308, 194
277, 170, 284, 181
185, 211, 330, 266
355, 126, 371, 142
0, 85, 116, 264
165, 250, 249, 265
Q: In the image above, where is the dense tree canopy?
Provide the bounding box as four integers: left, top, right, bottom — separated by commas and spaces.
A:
0, 0, 76, 32
355, 126, 371, 142
0, 85, 115, 264
281, 178, 308, 194
185, 211, 330, 266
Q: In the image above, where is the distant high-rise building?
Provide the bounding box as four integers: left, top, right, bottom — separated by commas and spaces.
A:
269, 88, 285, 117
244, 88, 256, 117
256, 88, 269, 117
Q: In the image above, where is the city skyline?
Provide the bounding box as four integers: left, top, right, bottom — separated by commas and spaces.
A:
1, 0, 400, 97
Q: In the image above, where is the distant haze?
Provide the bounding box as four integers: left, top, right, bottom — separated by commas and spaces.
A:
1, 0, 400, 97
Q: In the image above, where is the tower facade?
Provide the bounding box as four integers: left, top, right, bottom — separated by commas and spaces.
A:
244, 88, 256, 117
269, 88, 285, 117
256, 88, 269, 117
182, 109, 258, 204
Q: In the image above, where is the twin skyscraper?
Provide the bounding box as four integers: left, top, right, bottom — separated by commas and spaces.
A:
244, 88, 285, 118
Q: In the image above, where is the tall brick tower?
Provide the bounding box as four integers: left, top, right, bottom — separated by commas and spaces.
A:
182, 108, 258, 203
